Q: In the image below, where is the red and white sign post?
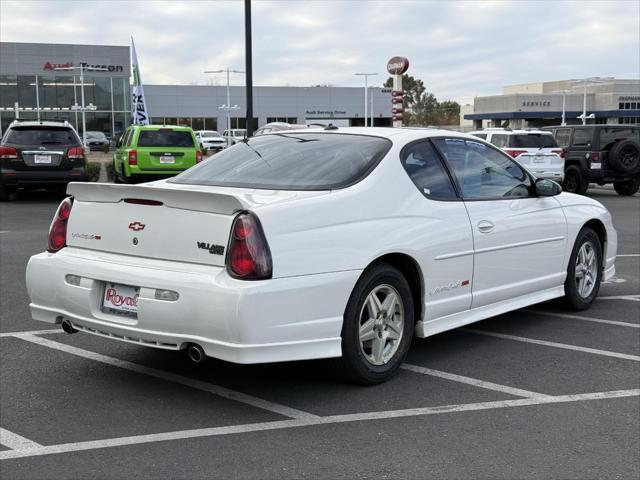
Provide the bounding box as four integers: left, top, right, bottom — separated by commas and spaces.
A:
386, 56, 409, 128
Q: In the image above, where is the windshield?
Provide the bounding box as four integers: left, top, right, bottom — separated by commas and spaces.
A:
170, 133, 392, 190
509, 134, 558, 148
201, 131, 221, 138
137, 130, 195, 147
4, 126, 79, 146
86, 131, 106, 140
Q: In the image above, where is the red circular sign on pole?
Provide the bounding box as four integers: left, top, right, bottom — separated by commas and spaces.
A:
386, 56, 409, 75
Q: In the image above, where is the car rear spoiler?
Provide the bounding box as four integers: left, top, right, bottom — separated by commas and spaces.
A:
67, 182, 247, 215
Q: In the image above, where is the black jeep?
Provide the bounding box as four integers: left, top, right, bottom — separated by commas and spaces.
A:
543, 125, 639, 196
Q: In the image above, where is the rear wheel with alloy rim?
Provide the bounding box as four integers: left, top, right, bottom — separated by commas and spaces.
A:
338, 263, 414, 384
563, 227, 602, 310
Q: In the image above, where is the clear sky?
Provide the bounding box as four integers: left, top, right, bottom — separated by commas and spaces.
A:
1, 0, 638, 103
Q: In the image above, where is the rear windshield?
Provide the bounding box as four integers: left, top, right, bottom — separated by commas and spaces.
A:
509, 134, 558, 148
200, 131, 220, 138
170, 133, 392, 190
4, 126, 79, 146
137, 130, 195, 147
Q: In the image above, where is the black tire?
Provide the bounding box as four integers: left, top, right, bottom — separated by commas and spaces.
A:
562, 227, 602, 311
613, 179, 640, 196
337, 263, 414, 384
608, 140, 640, 173
563, 165, 588, 195
0, 184, 10, 202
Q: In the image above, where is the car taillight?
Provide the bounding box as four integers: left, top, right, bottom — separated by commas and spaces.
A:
227, 212, 272, 280
47, 197, 73, 253
504, 149, 523, 158
128, 149, 137, 165
591, 152, 600, 161
67, 146, 84, 159
0, 146, 18, 159
551, 148, 564, 158
196, 150, 203, 163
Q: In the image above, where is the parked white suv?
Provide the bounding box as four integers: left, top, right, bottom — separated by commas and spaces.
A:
194, 130, 226, 151
222, 129, 247, 146
470, 128, 565, 182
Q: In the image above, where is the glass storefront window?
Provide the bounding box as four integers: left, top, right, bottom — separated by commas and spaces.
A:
18, 76, 37, 108
113, 77, 126, 112
0, 75, 18, 108
94, 77, 111, 110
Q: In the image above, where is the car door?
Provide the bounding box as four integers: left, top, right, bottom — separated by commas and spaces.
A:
433, 137, 567, 308
113, 128, 130, 176
400, 140, 474, 321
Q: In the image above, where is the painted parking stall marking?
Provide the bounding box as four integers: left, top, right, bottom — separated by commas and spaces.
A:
0, 428, 41, 451
463, 328, 640, 361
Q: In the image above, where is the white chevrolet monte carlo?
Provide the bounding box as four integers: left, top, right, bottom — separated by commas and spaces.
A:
26, 127, 617, 384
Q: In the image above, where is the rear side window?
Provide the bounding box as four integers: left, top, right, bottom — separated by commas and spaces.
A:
555, 128, 571, 147
4, 127, 79, 146
509, 134, 558, 148
137, 130, 195, 147
599, 128, 639, 146
490, 134, 508, 148
572, 129, 592, 147
471, 133, 487, 140
171, 133, 391, 190
401, 141, 457, 200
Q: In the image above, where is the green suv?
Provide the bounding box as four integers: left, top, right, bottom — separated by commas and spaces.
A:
113, 125, 203, 183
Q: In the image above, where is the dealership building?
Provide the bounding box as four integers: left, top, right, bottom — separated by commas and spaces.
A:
0, 41, 392, 137
462, 78, 640, 130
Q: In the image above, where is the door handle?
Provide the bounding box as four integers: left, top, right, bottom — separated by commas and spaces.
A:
477, 220, 494, 233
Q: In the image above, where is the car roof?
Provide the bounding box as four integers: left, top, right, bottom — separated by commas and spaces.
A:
131, 124, 193, 131
8, 120, 75, 129
266, 126, 478, 143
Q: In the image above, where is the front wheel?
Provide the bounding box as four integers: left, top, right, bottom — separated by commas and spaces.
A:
613, 179, 640, 196
563, 165, 588, 195
337, 263, 414, 384
562, 228, 602, 311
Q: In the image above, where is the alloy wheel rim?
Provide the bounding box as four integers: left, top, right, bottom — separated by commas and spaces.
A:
358, 284, 404, 366
575, 241, 598, 298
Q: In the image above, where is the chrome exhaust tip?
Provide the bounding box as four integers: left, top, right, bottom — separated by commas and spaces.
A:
61, 319, 78, 334
187, 344, 206, 363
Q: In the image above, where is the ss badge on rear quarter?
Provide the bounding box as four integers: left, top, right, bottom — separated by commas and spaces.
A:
197, 241, 225, 255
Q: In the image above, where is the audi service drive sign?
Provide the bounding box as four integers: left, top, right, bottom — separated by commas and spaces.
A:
387, 56, 409, 127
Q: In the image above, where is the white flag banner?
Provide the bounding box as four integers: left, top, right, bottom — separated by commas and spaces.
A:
131, 37, 149, 125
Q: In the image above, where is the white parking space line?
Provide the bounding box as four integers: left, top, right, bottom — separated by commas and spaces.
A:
400, 363, 552, 399
0, 329, 63, 338
13, 333, 318, 421
596, 295, 640, 302
617, 254, 640, 257
463, 329, 640, 362
1, 389, 637, 461
0, 428, 42, 451
525, 310, 640, 328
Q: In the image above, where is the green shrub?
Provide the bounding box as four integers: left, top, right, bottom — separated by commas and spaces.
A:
86, 162, 102, 182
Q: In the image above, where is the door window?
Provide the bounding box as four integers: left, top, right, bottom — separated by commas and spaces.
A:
571, 129, 592, 147
401, 141, 457, 200
555, 128, 571, 147
434, 138, 532, 200
490, 134, 508, 148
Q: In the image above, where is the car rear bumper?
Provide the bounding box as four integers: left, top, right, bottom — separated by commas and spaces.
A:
1, 167, 86, 187
26, 247, 357, 363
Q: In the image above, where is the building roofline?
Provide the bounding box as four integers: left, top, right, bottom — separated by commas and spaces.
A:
464, 109, 640, 120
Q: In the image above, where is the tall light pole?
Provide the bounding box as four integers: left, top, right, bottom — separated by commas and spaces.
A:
355, 73, 378, 127
54, 64, 108, 146
569, 77, 613, 125
204, 68, 244, 146
553, 89, 572, 126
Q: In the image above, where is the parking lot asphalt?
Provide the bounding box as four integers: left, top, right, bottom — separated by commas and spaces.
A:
0, 187, 638, 479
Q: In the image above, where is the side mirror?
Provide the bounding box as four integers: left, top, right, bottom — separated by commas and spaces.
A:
536, 178, 562, 196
